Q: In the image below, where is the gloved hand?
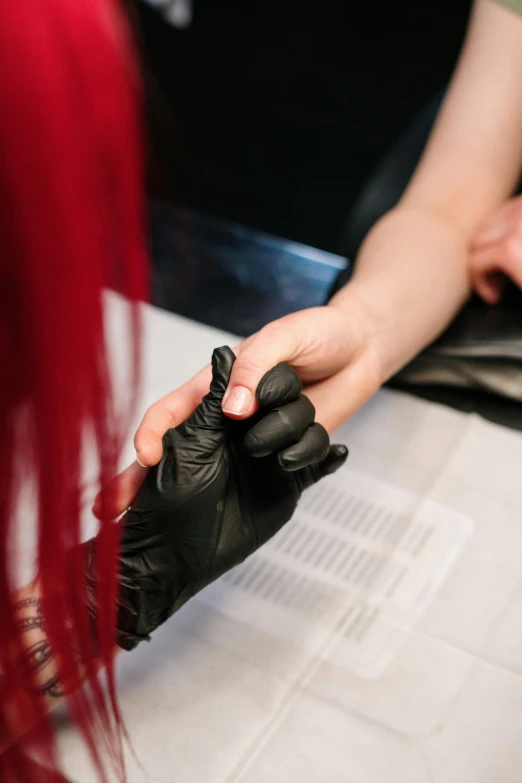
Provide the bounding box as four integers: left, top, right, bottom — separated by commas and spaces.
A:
89, 347, 348, 651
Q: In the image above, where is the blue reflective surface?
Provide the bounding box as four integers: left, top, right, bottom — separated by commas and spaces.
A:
149, 201, 351, 336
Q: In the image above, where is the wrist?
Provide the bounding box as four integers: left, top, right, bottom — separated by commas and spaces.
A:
328, 281, 388, 388
83, 535, 147, 652
329, 204, 472, 383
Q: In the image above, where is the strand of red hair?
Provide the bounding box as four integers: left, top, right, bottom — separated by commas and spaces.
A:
0, 1, 149, 780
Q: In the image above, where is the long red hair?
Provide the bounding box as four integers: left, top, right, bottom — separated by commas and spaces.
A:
0, 1, 148, 780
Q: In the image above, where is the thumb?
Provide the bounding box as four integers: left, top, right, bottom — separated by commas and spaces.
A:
222, 322, 300, 419
186, 345, 236, 433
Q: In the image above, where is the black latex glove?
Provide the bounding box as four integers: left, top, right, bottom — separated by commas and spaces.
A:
104, 347, 348, 650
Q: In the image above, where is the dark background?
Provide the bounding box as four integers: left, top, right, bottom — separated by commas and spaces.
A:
139, 1, 522, 433
139, 0, 472, 252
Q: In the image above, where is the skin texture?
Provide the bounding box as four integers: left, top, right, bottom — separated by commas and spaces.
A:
88, 348, 347, 650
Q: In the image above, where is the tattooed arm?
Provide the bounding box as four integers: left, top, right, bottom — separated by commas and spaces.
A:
12, 593, 58, 700
1, 580, 121, 753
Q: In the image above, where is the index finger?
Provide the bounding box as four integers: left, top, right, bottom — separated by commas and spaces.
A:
134, 366, 211, 466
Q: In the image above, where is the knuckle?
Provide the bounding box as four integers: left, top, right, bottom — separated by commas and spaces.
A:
232, 356, 265, 385
236, 356, 264, 374
262, 318, 301, 351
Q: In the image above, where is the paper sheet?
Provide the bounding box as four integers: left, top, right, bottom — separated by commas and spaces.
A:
55, 301, 522, 783
200, 467, 473, 679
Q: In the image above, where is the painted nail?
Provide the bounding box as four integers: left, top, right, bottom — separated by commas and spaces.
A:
222, 386, 253, 415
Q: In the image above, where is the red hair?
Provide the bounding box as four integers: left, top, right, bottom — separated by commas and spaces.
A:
0, 1, 148, 780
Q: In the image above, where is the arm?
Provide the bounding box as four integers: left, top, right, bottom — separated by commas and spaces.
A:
100, 0, 522, 513
1, 579, 121, 753
229, 0, 522, 434
333, 0, 522, 381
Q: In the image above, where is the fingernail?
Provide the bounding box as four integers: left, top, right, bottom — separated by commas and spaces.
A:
222, 386, 253, 415
136, 452, 147, 468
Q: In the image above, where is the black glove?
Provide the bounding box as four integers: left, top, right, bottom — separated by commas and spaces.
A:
89, 347, 348, 651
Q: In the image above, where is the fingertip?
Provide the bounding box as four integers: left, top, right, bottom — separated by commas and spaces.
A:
91, 496, 120, 521
332, 443, 349, 460
212, 345, 237, 362
135, 442, 162, 467
278, 452, 301, 471
134, 426, 162, 466
92, 460, 150, 522
323, 443, 349, 475
278, 422, 330, 471
474, 280, 502, 306
243, 395, 314, 458
483, 292, 501, 306
243, 429, 270, 458
211, 346, 236, 383
222, 385, 256, 417
256, 363, 301, 409
91, 493, 113, 520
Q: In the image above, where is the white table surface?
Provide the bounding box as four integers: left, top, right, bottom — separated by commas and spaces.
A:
56, 299, 522, 783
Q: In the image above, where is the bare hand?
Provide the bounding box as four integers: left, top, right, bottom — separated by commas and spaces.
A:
469, 195, 522, 304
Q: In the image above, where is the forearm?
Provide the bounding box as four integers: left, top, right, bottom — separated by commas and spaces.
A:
332, 0, 522, 385
330, 203, 471, 383
1, 579, 121, 754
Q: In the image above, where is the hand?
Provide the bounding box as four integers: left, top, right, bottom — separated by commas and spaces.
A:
87, 347, 347, 650
469, 195, 522, 304
92, 302, 377, 518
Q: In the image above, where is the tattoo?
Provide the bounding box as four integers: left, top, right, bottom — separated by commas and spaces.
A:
40, 673, 63, 699
12, 595, 91, 702
16, 615, 46, 633
13, 597, 46, 634
12, 597, 42, 611
11, 596, 62, 699
22, 639, 53, 676
37, 640, 87, 699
